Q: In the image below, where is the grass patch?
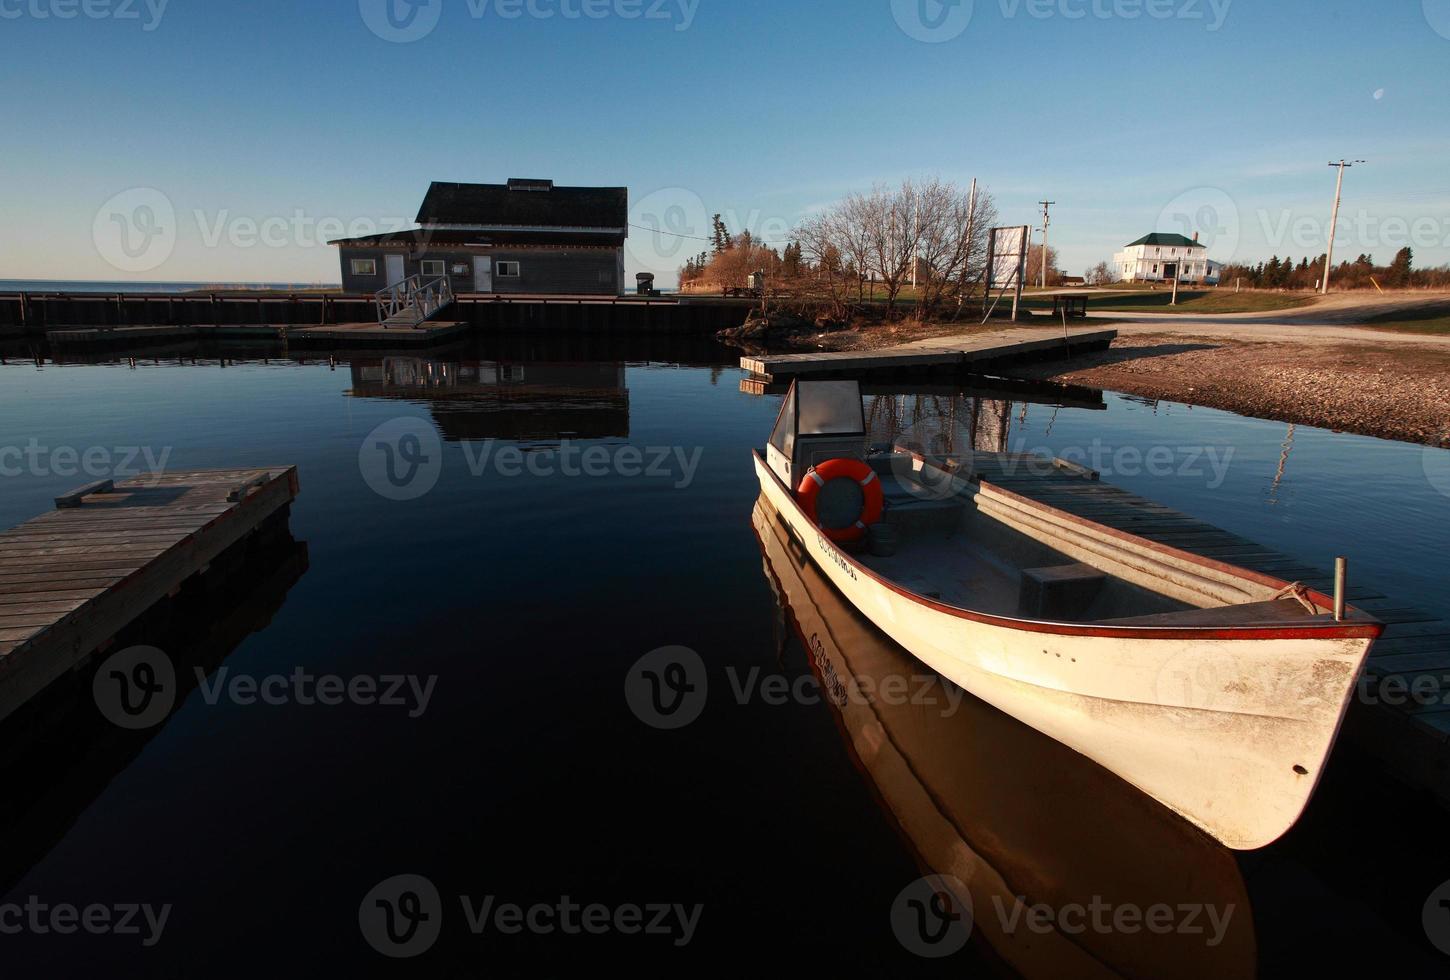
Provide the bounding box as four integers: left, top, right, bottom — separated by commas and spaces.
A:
1362, 316, 1450, 335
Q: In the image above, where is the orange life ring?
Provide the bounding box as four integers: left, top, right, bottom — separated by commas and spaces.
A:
796, 458, 885, 543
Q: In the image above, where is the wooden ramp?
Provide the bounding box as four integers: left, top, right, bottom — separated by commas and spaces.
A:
740, 327, 1117, 381
0, 467, 299, 723
968, 452, 1450, 799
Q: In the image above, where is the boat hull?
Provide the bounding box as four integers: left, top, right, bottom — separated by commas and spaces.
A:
754, 451, 1375, 849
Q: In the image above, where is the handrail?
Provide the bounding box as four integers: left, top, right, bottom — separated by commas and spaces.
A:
375, 274, 454, 327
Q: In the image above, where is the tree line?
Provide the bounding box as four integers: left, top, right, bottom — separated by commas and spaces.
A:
680, 178, 1001, 320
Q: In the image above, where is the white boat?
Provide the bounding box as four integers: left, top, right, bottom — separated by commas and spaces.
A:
753, 379, 1383, 850
753, 497, 1256, 976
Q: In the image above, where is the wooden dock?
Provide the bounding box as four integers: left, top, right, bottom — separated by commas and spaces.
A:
740, 327, 1117, 382
0, 467, 299, 723
968, 452, 1450, 802
44, 321, 472, 350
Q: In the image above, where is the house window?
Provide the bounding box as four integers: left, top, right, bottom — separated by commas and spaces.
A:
1152, 264, 1158, 273
351, 258, 377, 276
497, 261, 521, 278
420, 260, 446, 277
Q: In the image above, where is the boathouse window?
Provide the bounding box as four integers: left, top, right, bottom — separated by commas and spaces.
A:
451, 262, 470, 275
497, 261, 521, 278
351, 259, 377, 276
421, 260, 446, 277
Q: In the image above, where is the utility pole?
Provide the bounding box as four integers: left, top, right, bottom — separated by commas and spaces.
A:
1321, 159, 1364, 295
1038, 200, 1055, 288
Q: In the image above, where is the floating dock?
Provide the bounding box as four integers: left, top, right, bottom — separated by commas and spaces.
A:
740, 327, 1117, 382
968, 452, 1450, 803
0, 467, 299, 723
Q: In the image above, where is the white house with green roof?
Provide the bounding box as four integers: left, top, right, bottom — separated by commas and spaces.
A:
1114, 232, 1222, 285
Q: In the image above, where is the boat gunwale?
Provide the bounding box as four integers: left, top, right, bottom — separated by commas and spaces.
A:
753, 449, 1384, 643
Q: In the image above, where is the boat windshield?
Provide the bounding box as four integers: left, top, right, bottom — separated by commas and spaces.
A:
796, 381, 864, 436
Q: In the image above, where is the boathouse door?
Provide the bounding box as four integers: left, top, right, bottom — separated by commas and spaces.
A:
473, 256, 493, 293
384, 253, 405, 286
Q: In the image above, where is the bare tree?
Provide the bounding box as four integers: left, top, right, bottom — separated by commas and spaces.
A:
795, 177, 997, 320
1085, 260, 1115, 285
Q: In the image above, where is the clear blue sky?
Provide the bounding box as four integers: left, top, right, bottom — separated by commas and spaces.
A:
3, 0, 1447, 285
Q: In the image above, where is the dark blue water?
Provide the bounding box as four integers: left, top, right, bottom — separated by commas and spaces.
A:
1, 340, 1447, 975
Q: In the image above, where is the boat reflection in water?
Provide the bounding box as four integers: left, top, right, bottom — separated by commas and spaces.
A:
348, 357, 629, 441
753, 495, 1256, 977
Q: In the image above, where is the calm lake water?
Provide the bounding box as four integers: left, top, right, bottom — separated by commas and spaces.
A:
1, 336, 1448, 975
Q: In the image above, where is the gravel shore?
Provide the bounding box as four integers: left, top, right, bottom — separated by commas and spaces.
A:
1012, 334, 1450, 448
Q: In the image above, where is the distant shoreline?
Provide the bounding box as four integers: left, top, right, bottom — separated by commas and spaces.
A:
0, 280, 340, 295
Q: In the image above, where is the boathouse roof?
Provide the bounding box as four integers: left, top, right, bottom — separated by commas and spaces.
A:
415, 179, 629, 230
326, 228, 623, 249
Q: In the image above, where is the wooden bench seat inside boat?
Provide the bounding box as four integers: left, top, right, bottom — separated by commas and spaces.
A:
1019, 563, 1106, 620
1096, 599, 1330, 627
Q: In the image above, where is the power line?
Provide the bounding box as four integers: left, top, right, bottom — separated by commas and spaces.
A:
627, 222, 794, 246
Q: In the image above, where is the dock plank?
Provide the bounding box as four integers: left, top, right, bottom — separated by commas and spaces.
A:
0, 466, 300, 723
742, 328, 1117, 381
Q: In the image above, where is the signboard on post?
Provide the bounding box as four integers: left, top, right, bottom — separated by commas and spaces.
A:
984, 225, 1030, 321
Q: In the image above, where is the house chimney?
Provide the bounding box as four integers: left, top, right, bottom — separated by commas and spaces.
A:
1192, 231, 1199, 243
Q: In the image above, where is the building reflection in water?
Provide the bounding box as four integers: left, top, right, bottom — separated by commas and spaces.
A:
348, 357, 629, 442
